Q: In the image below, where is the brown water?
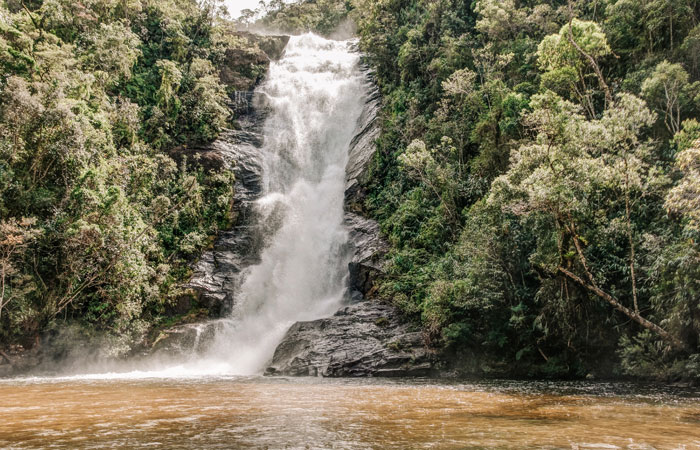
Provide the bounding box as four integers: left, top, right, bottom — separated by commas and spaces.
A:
1, 376, 698, 449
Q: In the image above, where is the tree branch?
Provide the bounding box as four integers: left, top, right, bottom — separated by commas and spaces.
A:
558, 266, 686, 351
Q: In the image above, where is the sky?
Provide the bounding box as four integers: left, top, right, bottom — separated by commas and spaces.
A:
225, 0, 261, 18
225, 0, 297, 19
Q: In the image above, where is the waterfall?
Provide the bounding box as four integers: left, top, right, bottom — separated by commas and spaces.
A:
28, 34, 368, 380
204, 34, 367, 374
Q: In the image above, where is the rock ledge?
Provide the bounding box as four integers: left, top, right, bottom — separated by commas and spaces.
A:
266, 301, 434, 377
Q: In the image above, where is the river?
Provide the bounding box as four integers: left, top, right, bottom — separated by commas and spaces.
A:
1, 376, 698, 449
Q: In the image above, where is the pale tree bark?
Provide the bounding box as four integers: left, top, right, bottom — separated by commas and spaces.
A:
623, 157, 639, 314
558, 267, 685, 351
566, 1, 613, 109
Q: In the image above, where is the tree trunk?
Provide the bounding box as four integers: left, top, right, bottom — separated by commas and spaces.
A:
558, 266, 686, 351
624, 157, 639, 314
566, 1, 613, 108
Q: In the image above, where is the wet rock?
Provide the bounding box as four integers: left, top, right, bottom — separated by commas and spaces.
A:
159, 35, 278, 328
343, 69, 388, 297
181, 128, 265, 317
169, 95, 268, 319
345, 212, 388, 296
239, 33, 289, 61
266, 301, 434, 377
151, 321, 226, 356
264, 69, 439, 379
345, 70, 381, 211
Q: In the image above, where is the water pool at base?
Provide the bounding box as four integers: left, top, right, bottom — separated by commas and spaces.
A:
1, 377, 698, 449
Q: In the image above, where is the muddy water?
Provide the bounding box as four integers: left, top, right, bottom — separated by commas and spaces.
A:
0, 377, 698, 449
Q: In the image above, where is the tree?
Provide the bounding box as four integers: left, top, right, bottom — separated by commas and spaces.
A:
489, 91, 684, 350
237, 8, 256, 26
537, 19, 612, 116
398, 138, 459, 221
474, 0, 528, 41
666, 135, 700, 231
0, 218, 38, 320
643, 0, 694, 51
79, 22, 141, 86
642, 61, 699, 136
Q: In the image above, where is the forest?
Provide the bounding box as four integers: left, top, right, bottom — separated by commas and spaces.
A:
0, 0, 271, 357
350, 0, 700, 379
2, 0, 700, 381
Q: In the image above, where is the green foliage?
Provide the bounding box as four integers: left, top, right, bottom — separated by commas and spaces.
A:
355, 0, 700, 378
252, 0, 355, 36
0, 0, 242, 355
642, 61, 700, 135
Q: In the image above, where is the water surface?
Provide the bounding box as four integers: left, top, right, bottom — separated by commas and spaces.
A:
1, 377, 698, 449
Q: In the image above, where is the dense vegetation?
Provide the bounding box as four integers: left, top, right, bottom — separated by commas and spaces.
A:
0, 0, 270, 356
238, 0, 354, 36
2, 0, 699, 380
341, 0, 700, 379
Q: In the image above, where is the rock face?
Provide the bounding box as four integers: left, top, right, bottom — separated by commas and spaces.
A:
345, 212, 387, 296
266, 68, 438, 378
168, 33, 289, 319
152, 39, 285, 352
344, 72, 381, 212
344, 68, 387, 299
219, 33, 290, 91
179, 106, 268, 318
266, 301, 434, 377
165, 79, 275, 321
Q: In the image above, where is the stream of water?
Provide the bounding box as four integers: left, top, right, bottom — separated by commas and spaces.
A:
66, 33, 366, 378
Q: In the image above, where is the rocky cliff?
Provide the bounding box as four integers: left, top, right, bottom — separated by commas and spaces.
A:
150, 37, 285, 351
157, 61, 438, 378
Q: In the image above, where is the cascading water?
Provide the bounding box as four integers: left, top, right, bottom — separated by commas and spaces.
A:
202, 34, 367, 375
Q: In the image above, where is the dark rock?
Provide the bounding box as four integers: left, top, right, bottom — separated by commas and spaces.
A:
343, 68, 388, 296
345, 212, 388, 296
345, 70, 381, 211
266, 301, 435, 377
156, 34, 281, 339
168, 93, 269, 320
238, 33, 290, 61
182, 127, 265, 317
151, 321, 226, 356
263, 68, 441, 379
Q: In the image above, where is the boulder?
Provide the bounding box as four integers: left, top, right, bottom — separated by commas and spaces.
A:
266, 301, 434, 377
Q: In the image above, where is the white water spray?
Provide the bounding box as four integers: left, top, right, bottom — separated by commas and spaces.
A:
204, 34, 366, 374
